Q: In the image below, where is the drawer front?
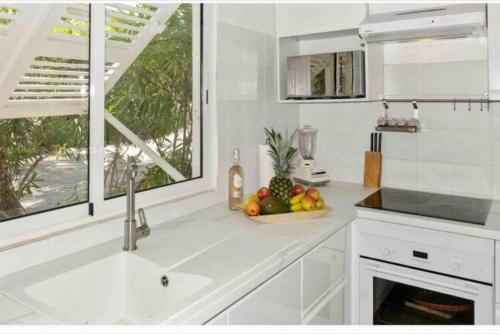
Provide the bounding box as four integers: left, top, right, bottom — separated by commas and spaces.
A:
304, 286, 345, 325
302, 227, 347, 313
227, 261, 301, 325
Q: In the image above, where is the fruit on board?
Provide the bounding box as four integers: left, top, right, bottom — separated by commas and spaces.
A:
292, 184, 305, 196
301, 196, 316, 211
291, 202, 304, 212
265, 128, 298, 204
260, 196, 290, 215
244, 194, 260, 206
305, 188, 320, 202
256, 187, 271, 200
290, 192, 306, 205
316, 197, 325, 210
245, 202, 261, 216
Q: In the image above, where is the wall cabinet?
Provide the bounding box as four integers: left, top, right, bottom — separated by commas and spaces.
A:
275, 4, 367, 37
207, 226, 348, 325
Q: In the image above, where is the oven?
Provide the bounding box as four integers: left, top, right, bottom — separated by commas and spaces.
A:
356, 218, 494, 325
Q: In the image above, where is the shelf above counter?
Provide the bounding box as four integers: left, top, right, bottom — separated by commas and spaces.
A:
375, 126, 418, 133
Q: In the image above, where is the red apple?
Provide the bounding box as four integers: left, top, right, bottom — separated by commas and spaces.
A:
257, 187, 271, 200
292, 184, 305, 196
245, 202, 261, 216
305, 188, 320, 201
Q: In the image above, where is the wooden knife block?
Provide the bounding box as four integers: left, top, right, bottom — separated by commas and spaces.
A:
363, 151, 382, 188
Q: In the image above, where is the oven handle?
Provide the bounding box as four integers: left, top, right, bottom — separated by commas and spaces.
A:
366, 263, 480, 296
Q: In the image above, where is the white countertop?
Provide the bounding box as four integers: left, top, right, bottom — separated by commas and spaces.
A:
0, 181, 376, 325
3, 182, 500, 325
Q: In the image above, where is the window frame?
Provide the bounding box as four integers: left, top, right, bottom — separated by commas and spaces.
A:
0, 3, 216, 244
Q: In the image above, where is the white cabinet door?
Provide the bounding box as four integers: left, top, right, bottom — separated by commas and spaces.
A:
489, 4, 500, 99
275, 4, 367, 37
227, 261, 301, 325
302, 227, 347, 324
302, 227, 347, 313
303, 285, 345, 325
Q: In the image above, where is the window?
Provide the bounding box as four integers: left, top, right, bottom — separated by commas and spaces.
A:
0, 4, 90, 222
0, 3, 203, 223
103, 3, 201, 198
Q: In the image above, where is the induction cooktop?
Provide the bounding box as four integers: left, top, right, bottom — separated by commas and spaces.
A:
355, 187, 492, 225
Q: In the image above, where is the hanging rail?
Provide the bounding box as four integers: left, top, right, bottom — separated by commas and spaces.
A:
381, 98, 500, 112
382, 98, 498, 103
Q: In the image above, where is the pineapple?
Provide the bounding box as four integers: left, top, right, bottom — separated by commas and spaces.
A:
264, 128, 298, 204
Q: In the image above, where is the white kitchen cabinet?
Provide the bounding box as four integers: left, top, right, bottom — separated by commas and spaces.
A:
488, 4, 500, 100
303, 286, 345, 325
227, 261, 302, 325
302, 227, 346, 313
214, 227, 348, 325
275, 4, 367, 37
302, 227, 347, 325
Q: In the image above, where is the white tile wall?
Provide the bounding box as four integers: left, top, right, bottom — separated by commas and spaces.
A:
300, 102, 498, 199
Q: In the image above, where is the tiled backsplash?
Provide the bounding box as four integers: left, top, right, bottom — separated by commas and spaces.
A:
216, 5, 299, 196
300, 101, 498, 199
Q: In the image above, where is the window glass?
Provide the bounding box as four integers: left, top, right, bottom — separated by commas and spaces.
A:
0, 4, 89, 221
104, 3, 201, 198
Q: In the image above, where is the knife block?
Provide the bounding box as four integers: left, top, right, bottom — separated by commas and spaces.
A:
363, 151, 382, 188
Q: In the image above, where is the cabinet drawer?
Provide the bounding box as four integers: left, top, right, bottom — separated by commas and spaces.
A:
227, 261, 301, 325
303, 285, 345, 325
302, 227, 347, 313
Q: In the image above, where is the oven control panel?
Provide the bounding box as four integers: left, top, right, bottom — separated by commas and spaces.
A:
355, 218, 494, 284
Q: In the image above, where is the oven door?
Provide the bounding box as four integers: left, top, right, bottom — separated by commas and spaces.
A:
359, 257, 493, 325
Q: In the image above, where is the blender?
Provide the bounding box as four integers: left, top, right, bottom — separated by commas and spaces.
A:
294, 125, 330, 186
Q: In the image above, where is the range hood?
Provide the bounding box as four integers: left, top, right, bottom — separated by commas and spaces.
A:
359, 4, 487, 43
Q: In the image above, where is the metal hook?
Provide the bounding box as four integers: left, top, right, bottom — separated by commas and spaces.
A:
453, 99, 456, 112
480, 99, 483, 112
468, 99, 471, 112
382, 100, 389, 117
411, 100, 419, 120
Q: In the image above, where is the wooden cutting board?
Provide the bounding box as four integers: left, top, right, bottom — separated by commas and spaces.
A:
248, 206, 332, 223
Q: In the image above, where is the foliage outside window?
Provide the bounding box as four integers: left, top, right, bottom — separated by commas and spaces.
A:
104, 4, 200, 198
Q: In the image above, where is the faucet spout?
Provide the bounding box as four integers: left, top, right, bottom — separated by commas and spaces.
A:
123, 163, 150, 251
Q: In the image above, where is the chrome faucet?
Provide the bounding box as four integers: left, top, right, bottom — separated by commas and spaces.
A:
123, 163, 150, 251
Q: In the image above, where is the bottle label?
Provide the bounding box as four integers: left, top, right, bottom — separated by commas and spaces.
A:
233, 190, 242, 198
233, 173, 243, 188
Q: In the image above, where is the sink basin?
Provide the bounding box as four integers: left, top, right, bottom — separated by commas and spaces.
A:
4, 253, 211, 324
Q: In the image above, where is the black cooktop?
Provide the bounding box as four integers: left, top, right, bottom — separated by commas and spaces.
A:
355, 188, 492, 225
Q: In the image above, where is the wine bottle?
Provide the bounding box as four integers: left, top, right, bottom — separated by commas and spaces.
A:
228, 148, 244, 210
